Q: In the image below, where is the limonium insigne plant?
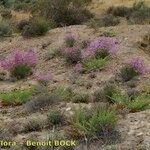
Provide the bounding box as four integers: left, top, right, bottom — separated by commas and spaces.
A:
64, 32, 77, 47
120, 58, 147, 81
34, 71, 53, 86
81, 37, 119, 59
60, 44, 82, 64
0, 50, 36, 79
73, 62, 82, 73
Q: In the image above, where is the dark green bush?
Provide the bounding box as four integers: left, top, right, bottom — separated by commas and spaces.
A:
32, 0, 93, 27
0, 72, 6, 81
22, 17, 49, 38
0, 19, 12, 37
107, 6, 131, 17
120, 66, 139, 82
0, 9, 12, 19
103, 83, 118, 102
16, 19, 29, 31
102, 83, 120, 103
72, 93, 90, 103
14, 2, 30, 11
107, 1, 150, 25
93, 88, 105, 102
129, 7, 150, 24
0, 0, 15, 8
99, 14, 120, 27
47, 110, 64, 126
11, 64, 32, 79
23, 118, 43, 133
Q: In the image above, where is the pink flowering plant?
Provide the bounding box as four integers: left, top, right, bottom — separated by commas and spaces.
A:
60, 44, 82, 64
61, 34, 119, 73
0, 50, 36, 79
73, 62, 82, 73
82, 37, 119, 59
120, 58, 147, 81
34, 71, 53, 86
64, 32, 77, 47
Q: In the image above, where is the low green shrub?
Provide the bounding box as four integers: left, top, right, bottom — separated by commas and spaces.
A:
0, 9, 12, 19
16, 19, 29, 32
93, 83, 122, 103
22, 17, 49, 38
120, 66, 139, 82
14, 2, 30, 11
47, 110, 65, 126
103, 83, 120, 103
0, 19, 12, 37
74, 107, 117, 137
45, 48, 59, 60
72, 93, 90, 103
93, 88, 106, 102
107, 1, 150, 25
11, 64, 32, 79
0, 71, 6, 81
107, 6, 131, 17
129, 7, 150, 24
32, 0, 93, 27
124, 93, 150, 112
23, 118, 43, 133
0, 89, 32, 106
53, 86, 73, 101
110, 90, 150, 112
100, 31, 116, 37
25, 93, 59, 112
99, 14, 120, 27
82, 58, 108, 72
0, 0, 15, 8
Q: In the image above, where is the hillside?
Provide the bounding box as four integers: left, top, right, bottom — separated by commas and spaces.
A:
0, 0, 150, 150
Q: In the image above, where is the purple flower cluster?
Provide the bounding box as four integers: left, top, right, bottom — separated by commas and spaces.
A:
64, 32, 77, 47
128, 58, 147, 75
64, 32, 77, 41
82, 37, 119, 59
73, 62, 82, 73
0, 50, 36, 71
60, 44, 81, 64
34, 71, 53, 82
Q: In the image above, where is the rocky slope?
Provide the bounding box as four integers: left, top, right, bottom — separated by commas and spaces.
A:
0, 24, 150, 150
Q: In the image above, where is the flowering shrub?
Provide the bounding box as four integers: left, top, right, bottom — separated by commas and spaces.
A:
120, 58, 147, 81
82, 37, 119, 59
60, 35, 118, 73
129, 58, 147, 75
64, 32, 77, 47
0, 50, 36, 79
73, 62, 82, 73
34, 71, 53, 86
60, 44, 82, 64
